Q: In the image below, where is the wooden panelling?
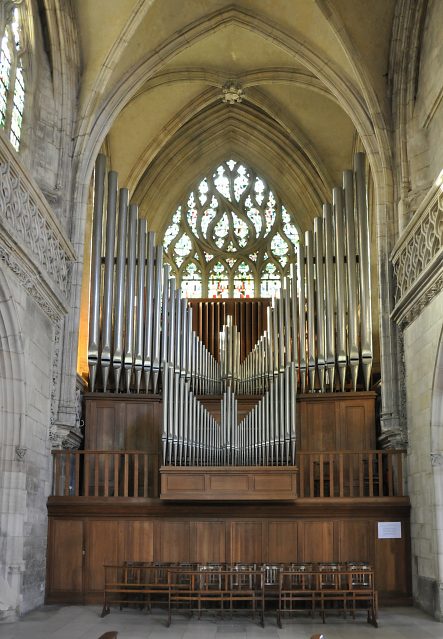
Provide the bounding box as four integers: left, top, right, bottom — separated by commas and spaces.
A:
84, 392, 376, 458
230, 521, 263, 563
190, 521, 226, 563
85, 401, 125, 450
85, 521, 119, 592
375, 522, 411, 595
156, 521, 190, 562
47, 520, 83, 594
338, 400, 375, 450
45, 506, 411, 605
299, 400, 337, 451
160, 466, 297, 500
338, 520, 372, 563
118, 521, 154, 563
267, 521, 298, 563
298, 522, 334, 562
297, 393, 375, 452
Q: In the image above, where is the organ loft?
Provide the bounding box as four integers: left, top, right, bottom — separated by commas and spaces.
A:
1, 0, 443, 626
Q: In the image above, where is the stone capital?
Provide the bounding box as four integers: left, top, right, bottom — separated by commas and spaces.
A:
431, 452, 443, 467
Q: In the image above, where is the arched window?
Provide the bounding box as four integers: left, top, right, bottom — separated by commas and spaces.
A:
163, 160, 299, 298
1, 5, 25, 150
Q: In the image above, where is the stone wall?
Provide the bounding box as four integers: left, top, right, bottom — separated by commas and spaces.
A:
0, 267, 54, 617
404, 289, 443, 617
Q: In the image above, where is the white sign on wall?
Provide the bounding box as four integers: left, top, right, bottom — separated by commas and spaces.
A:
378, 522, 402, 539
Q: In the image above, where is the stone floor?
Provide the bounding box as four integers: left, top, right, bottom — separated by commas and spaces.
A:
0, 606, 442, 639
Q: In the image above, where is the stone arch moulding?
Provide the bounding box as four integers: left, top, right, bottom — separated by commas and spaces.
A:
431, 323, 443, 620
0, 265, 27, 621
0, 265, 26, 456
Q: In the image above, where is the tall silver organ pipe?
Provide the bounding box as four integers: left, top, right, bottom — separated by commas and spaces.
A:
87, 154, 106, 392
355, 152, 373, 390
113, 187, 128, 392
101, 170, 118, 393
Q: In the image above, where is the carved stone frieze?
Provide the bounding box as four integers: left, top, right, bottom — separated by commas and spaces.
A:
0, 156, 72, 296
391, 185, 443, 327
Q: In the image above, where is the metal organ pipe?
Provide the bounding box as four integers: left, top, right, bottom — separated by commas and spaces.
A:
88, 154, 106, 392
101, 170, 118, 393
355, 153, 373, 390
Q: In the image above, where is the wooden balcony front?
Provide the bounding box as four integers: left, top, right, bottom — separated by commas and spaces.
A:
51, 449, 406, 501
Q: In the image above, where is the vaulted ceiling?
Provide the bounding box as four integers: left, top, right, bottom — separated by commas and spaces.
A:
73, 0, 396, 235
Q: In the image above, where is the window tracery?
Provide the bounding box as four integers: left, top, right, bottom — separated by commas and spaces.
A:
163, 160, 299, 298
0, 4, 25, 150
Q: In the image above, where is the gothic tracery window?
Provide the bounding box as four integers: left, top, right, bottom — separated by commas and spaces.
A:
0, 6, 25, 150
163, 160, 299, 298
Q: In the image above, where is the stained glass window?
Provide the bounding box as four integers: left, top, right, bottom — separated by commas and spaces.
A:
0, 7, 25, 150
163, 160, 300, 297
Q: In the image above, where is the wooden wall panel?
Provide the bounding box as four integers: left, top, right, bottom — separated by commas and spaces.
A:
156, 521, 190, 562
298, 400, 337, 451
299, 522, 334, 562
267, 521, 298, 563
85, 521, 119, 592
190, 521, 226, 563
337, 520, 373, 563
47, 520, 83, 593
118, 521, 154, 563
229, 521, 263, 563
338, 401, 375, 450
374, 522, 410, 595
85, 401, 125, 449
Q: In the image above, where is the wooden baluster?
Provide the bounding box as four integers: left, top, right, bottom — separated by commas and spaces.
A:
104, 453, 109, 497
377, 451, 383, 496
309, 456, 315, 498
299, 454, 304, 498
84, 453, 90, 497
64, 450, 71, 496
75, 451, 80, 496
144, 454, 148, 497
349, 454, 354, 497
329, 453, 334, 497
134, 453, 139, 497
94, 452, 100, 496
397, 451, 404, 497
339, 453, 344, 497
114, 453, 119, 497
359, 452, 364, 497
387, 452, 393, 496
368, 452, 374, 497
124, 453, 129, 497
319, 453, 324, 498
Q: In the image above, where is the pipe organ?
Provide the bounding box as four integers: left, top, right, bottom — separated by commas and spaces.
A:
87, 152, 373, 469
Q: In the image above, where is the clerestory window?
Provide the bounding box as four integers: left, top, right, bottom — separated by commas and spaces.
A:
163, 160, 299, 298
0, 6, 25, 151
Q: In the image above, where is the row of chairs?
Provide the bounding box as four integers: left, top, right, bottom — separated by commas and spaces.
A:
101, 561, 377, 627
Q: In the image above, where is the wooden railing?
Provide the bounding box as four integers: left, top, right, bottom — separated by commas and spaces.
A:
51, 449, 406, 499
296, 450, 406, 498
52, 450, 151, 497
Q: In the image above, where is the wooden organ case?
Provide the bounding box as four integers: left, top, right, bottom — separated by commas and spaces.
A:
46, 155, 411, 608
